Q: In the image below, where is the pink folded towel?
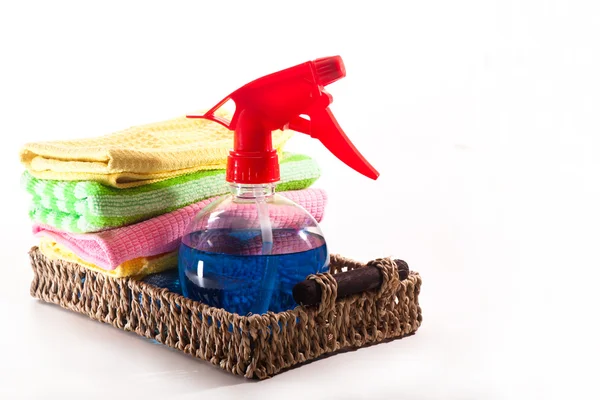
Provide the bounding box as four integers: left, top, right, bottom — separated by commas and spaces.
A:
33, 189, 327, 270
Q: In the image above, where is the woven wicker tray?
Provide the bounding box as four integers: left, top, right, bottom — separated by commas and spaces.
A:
29, 247, 422, 379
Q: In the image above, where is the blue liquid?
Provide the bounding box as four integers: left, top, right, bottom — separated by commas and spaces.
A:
178, 229, 328, 315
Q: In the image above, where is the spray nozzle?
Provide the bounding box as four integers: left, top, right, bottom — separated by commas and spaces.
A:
188, 56, 379, 183
313, 56, 346, 86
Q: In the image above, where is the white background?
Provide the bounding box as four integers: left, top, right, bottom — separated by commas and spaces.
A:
1, 1, 599, 399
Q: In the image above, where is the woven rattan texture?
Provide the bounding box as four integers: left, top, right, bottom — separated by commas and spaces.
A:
29, 247, 422, 379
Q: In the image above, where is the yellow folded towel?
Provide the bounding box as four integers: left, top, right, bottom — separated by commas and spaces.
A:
20, 111, 293, 188
39, 237, 177, 278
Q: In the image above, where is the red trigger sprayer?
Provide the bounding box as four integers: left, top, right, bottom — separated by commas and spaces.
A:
178, 56, 379, 315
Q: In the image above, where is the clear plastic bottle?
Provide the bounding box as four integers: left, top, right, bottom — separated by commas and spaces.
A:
179, 56, 379, 315
179, 183, 329, 315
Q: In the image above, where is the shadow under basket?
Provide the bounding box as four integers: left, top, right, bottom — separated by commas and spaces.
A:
29, 247, 422, 379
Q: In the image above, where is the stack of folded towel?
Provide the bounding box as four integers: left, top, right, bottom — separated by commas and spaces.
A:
21, 112, 327, 278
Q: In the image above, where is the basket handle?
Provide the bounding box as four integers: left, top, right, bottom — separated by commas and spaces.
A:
293, 258, 408, 309
304, 273, 338, 313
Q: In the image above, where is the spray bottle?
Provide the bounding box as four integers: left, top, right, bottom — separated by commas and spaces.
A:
178, 56, 379, 315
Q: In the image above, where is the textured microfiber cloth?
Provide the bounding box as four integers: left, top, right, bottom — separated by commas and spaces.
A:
33, 188, 327, 270
23, 153, 320, 233
39, 237, 177, 278
20, 110, 293, 188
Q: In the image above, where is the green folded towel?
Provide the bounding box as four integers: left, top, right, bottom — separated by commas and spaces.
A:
23, 153, 320, 233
